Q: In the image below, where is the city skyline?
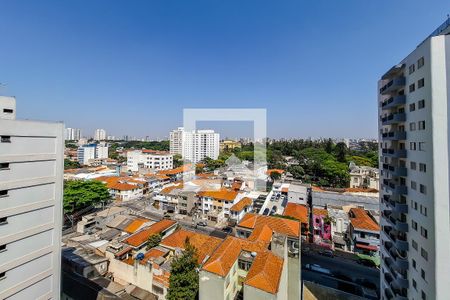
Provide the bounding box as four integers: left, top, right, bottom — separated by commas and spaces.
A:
1, 1, 448, 139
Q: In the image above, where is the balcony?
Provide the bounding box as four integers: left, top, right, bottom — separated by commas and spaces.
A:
382, 131, 407, 141
380, 76, 406, 95
395, 219, 408, 232
383, 180, 408, 195
383, 164, 407, 177
381, 112, 406, 125
381, 95, 407, 111
390, 248, 409, 271
391, 200, 408, 214
381, 148, 407, 158
394, 273, 409, 289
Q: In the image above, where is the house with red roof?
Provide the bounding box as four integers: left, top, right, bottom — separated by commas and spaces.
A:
348, 207, 380, 255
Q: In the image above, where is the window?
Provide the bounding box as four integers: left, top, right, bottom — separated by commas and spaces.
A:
409, 83, 416, 93
412, 220, 418, 230
412, 239, 418, 251
419, 163, 426, 172
412, 259, 417, 270
413, 201, 418, 210
418, 57, 425, 69
0, 190, 8, 197
0, 136, 11, 143
421, 227, 428, 238
3, 109, 13, 114
410, 142, 417, 150
418, 121, 426, 130
0, 163, 9, 170
418, 99, 425, 109
409, 64, 415, 74
421, 248, 428, 261
421, 269, 426, 280
420, 184, 427, 194
419, 142, 426, 151
410, 103, 416, 112
418, 78, 425, 88
410, 161, 417, 170
410, 122, 416, 131
411, 181, 417, 190
420, 205, 427, 216
413, 278, 417, 290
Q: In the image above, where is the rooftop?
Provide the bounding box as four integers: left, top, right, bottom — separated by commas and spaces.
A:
349, 207, 379, 232
237, 213, 300, 238
197, 188, 239, 201
283, 203, 308, 223
230, 197, 252, 212
123, 219, 177, 248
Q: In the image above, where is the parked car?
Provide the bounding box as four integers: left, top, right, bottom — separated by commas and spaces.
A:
305, 264, 332, 276
222, 226, 233, 234
319, 249, 334, 258
196, 221, 207, 227
357, 258, 377, 268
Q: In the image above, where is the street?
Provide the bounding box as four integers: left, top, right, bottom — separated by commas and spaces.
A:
302, 251, 379, 298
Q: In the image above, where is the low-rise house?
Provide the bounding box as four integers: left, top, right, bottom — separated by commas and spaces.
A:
312, 208, 332, 247
349, 162, 379, 190
229, 197, 253, 223
122, 219, 178, 251
348, 207, 380, 255
283, 202, 309, 237
95, 176, 146, 201
200, 213, 301, 300
326, 205, 351, 250
77, 207, 128, 234
62, 247, 109, 279
157, 164, 195, 182
197, 188, 243, 222
287, 182, 310, 205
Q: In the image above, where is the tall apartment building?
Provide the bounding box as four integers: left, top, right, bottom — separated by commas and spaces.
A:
77, 143, 108, 165
378, 19, 450, 300
0, 96, 63, 299
94, 128, 106, 141
64, 127, 81, 141
126, 149, 173, 172
169, 127, 219, 163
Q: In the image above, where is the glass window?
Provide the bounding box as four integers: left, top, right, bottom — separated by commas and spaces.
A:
419, 163, 426, 172
410, 162, 417, 170
410, 122, 416, 131
418, 121, 426, 130
409, 64, 415, 74
418, 57, 425, 69
409, 83, 416, 93
421, 248, 428, 261
420, 184, 427, 194
418, 78, 425, 88
418, 99, 425, 109
410, 103, 416, 111
421, 227, 428, 238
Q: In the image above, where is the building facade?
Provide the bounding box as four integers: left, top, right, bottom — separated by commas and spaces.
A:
65, 127, 82, 141
77, 143, 108, 165
378, 19, 450, 300
169, 127, 220, 163
94, 128, 107, 141
126, 149, 173, 172
0, 96, 64, 299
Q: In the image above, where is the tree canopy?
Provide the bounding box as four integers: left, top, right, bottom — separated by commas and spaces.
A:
64, 159, 81, 170
167, 239, 199, 300
63, 180, 110, 213
146, 233, 162, 250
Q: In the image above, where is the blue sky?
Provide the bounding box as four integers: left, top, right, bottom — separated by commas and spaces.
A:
1, 1, 448, 139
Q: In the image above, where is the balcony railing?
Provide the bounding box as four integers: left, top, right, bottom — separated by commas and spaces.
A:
382, 131, 407, 141
380, 77, 406, 95
381, 95, 406, 110
381, 112, 406, 125
381, 148, 407, 158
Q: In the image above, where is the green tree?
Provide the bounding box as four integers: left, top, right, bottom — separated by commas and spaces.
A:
270, 171, 281, 181
63, 180, 110, 213
287, 165, 304, 179
146, 233, 162, 250
173, 154, 183, 168
325, 138, 334, 154
334, 142, 348, 163
64, 159, 81, 170
167, 239, 199, 300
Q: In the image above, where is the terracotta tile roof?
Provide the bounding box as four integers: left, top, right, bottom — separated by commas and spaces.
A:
266, 169, 285, 175
95, 176, 140, 191
197, 188, 239, 201
196, 173, 215, 179
230, 197, 252, 212
124, 218, 150, 234
160, 229, 222, 263
114, 246, 133, 257
160, 184, 183, 195
283, 203, 308, 224
158, 164, 193, 175
140, 248, 168, 265
247, 224, 273, 244
349, 208, 380, 231
238, 213, 300, 238
244, 250, 284, 294
231, 181, 243, 190
202, 236, 265, 277
123, 219, 177, 248
141, 149, 170, 155
313, 208, 328, 217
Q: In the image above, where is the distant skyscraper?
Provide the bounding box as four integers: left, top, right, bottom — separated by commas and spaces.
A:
94, 128, 106, 141
169, 127, 219, 163
65, 127, 81, 141
378, 19, 450, 300
0, 96, 63, 299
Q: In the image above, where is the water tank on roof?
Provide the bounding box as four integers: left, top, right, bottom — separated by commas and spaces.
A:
136, 253, 145, 260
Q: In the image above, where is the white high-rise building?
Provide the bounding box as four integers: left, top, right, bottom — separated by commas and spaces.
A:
0, 96, 63, 299
94, 128, 106, 141
378, 19, 450, 300
169, 127, 219, 163
126, 150, 173, 172
77, 143, 108, 165
64, 127, 81, 141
